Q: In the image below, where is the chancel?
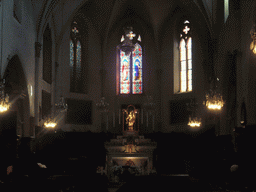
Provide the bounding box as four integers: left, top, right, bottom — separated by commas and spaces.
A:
105, 105, 156, 181
1, 0, 256, 191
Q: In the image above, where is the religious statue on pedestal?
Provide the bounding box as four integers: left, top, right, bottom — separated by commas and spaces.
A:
122, 105, 139, 133
126, 110, 136, 130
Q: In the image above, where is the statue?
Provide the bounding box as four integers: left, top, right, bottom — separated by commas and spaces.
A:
126, 110, 136, 130
122, 105, 139, 133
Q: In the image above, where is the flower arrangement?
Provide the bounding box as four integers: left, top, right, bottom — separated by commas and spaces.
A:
37, 163, 47, 168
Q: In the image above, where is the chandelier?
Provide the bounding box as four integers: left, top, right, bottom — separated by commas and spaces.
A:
188, 116, 202, 127
119, 26, 140, 56
187, 99, 202, 128
250, 23, 256, 54
143, 95, 155, 112
96, 97, 109, 112
44, 96, 68, 128
44, 113, 56, 128
204, 78, 225, 110
0, 79, 10, 113
44, 119, 57, 128
55, 96, 68, 112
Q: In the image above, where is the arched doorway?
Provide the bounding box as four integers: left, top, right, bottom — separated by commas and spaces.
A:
1, 55, 30, 138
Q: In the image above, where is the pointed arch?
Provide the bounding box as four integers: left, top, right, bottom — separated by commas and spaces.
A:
178, 20, 192, 93
119, 33, 143, 95
69, 21, 84, 93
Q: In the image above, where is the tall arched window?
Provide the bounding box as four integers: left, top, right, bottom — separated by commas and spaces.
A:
179, 20, 192, 93
119, 32, 143, 94
70, 21, 83, 93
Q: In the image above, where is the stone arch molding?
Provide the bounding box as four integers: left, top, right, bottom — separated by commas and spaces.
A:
3, 54, 31, 137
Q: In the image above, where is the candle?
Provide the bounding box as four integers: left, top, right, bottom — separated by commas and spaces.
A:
147, 112, 148, 127
113, 112, 115, 127
119, 109, 121, 124
141, 109, 143, 124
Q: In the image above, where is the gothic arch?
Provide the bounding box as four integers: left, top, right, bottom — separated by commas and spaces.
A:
3, 55, 30, 137
159, 4, 214, 80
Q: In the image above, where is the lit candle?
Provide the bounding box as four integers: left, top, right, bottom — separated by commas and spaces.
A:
141, 109, 143, 124
113, 112, 115, 127
119, 109, 121, 124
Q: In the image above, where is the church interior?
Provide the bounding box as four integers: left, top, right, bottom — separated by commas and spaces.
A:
1, 0, 256, 191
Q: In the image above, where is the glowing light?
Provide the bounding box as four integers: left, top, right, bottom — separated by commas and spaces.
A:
0, 104, 9, 112
188, 116, 201, 127
0, 94, 10, 113
204, 93, 225, 111
44, 122, 57, 128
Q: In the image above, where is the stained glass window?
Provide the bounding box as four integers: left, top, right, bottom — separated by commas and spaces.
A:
70, 40, 74, 89
76, 41, 82, 80
119, 39, 143, 94
179, 20, 192, 93
132, 43, 142, 94
70, 22, 83, 93
120, 51, 130, 94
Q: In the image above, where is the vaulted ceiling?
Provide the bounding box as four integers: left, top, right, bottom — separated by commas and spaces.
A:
30, 0, 212, 47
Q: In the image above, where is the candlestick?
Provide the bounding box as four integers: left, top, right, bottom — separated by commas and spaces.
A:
141, 109, 143, 124
113, 112, 115, 127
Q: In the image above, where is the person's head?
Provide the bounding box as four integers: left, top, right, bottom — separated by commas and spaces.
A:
123, 60, 128, 67
135, 59, 140, 66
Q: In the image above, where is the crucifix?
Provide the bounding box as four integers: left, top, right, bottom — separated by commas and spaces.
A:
126, 31, 136, 40
183, 26, 190, 34
72, 27, 79, 35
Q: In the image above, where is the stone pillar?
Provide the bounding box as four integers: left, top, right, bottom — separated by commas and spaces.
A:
34, 42, 42, 128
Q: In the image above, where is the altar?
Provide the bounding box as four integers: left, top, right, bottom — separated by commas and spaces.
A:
105, 105, 157, 181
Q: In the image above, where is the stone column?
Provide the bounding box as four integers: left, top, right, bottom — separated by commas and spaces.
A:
34, 42, 42, 129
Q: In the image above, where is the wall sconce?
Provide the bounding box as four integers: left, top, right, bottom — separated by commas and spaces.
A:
250, 23, 256, 54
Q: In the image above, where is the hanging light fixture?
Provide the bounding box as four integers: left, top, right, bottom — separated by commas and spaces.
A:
143, 95, 155, 112
188, 116, 202, 127
96, 97, 109, 113
55, 96, 68, 112
250, 23, 256, 54
44, 113, 57, 128
0, 79, 10, 113
204, 78, 225, 111
187, 99, 202, 128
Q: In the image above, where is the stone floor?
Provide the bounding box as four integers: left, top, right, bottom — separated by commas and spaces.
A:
107, 174, 255, 192
1, 174, 255, 191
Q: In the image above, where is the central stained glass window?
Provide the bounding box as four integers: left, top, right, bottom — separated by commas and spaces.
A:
120, 41, 143, 94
